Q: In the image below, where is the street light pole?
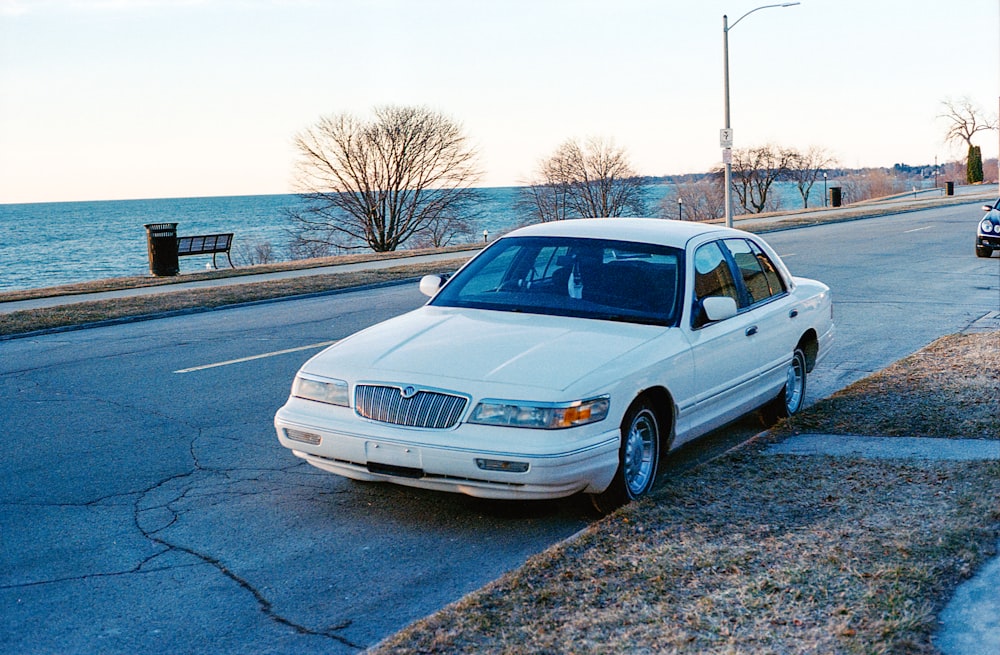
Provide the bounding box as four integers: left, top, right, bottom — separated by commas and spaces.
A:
723, 12, 732, 228
723, 2, 800, 228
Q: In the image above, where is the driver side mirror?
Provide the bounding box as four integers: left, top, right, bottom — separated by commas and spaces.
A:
419, 274, 446, 298
702, 296, 738, 322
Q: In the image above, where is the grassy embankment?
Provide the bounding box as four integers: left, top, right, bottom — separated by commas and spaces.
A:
372, 331, 999, 654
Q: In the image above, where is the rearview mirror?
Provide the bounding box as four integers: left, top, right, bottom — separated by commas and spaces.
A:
419, 274, 445, 298
984, 205, 995, 212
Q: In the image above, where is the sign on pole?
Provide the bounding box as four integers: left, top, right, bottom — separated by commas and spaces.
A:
719, 128, 733, 149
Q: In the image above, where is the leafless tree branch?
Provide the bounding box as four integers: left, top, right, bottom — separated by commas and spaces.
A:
521, 137, 647, 221
939, 97, 997, 149
786, 146, 838, 209
730, 144, 797, 213
288, 105, 482, 253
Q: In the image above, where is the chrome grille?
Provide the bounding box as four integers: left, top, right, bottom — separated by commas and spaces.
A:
355, 384, 467, 429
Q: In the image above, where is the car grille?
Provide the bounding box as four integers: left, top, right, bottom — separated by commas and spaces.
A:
355, 384, 467, 429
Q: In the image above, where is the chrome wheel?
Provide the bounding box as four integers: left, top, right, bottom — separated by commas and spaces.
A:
591, 398, 662, 514
623, 407, 658, 497
784, 348, 807, 416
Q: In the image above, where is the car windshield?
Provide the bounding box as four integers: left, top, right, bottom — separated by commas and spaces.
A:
430, 236, 683, 326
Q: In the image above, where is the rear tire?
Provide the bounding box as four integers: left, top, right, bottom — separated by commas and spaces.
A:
591, 397, 661, 514
760, 347, 807, 425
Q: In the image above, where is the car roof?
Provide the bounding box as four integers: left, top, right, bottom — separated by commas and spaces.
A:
505, 217, 743, 248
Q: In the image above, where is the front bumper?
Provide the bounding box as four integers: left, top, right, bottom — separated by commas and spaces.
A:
977, 233, 1000, 248
274, 399, 621, 500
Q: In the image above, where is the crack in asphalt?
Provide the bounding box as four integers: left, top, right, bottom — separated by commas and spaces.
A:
128, 429, 364, 650
1, 402, 364, 651
140, 532, 358, 647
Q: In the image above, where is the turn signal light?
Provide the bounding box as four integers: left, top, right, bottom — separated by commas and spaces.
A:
475, 458, 529, 473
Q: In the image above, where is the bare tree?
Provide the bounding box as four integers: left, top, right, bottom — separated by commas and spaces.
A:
410, 213, 474, 248
786, 146, 837, 209
658, 175, 726, 222
234, 236, 275, 266
939, 97, 997, 184
516, 177, 573, 222
521, 137, 647, 220
288, 105, 482, 253
940, 97, 997, 149
730, 144, 797, 213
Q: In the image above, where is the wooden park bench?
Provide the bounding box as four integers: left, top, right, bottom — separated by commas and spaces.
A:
177, 233, 234, 269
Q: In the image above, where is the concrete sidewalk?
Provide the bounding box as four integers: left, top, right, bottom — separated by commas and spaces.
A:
764, 434, 1000, 655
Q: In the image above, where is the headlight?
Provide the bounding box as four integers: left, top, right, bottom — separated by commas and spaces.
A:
469, 396, 610, 429
292, 374, 349, 407
982, 220, 995, 234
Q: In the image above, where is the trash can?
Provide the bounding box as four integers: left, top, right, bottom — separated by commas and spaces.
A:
144, 223, 179, 276
829, 186, 842, 208
945, 181, 954, 196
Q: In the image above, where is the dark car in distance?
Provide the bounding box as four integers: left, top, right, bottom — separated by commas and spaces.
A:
977, 199, 1000, 257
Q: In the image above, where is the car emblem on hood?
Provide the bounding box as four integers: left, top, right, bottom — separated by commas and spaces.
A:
400, 385, 418, 399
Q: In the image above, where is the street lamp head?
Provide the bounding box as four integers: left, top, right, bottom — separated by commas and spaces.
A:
728, 2, 801, 31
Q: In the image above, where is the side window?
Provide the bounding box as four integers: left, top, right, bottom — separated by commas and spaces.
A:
724, 238, 787, 305
694, 241, 739, 304
725, 238, 768, 305
751, 240, 787, 297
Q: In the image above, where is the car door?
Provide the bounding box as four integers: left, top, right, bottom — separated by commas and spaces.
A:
676, 239, 764, 445
721, 237, 795, 400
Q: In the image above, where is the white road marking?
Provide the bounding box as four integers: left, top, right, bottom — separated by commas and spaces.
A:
174, 340, 338, 374
903, 225, 934, 233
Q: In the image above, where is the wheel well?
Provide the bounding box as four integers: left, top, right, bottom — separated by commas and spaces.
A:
797, 330, 819, 372
634, 386, 676, 452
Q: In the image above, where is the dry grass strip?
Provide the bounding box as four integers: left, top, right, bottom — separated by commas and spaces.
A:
783, 332, 1000, 439
373, 332, 1000, 654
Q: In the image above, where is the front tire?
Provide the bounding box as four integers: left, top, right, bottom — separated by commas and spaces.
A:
976, 244, 993, 258
591, 397, 661, 514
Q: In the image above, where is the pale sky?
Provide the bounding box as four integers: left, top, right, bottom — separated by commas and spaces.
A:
1, 0, 997, 204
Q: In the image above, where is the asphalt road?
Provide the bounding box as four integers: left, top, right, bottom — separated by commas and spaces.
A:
2, 203, 998, 654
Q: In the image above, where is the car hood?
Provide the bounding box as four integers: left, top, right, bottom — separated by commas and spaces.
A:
302, 306, 665, 393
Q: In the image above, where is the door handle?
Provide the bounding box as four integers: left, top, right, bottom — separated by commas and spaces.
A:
745, 325, 758, 337
789, 309, 799, 318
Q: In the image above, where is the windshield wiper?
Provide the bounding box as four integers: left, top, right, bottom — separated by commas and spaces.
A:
594, 313, 671, 327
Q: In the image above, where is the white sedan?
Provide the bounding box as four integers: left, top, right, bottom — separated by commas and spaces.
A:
274, 218, 833, 511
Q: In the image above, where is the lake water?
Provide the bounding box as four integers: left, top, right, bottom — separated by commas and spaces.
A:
0, 183, 819, 292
